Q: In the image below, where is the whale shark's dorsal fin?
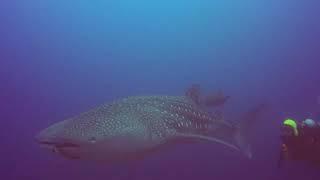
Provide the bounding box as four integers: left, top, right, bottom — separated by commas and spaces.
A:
185, 84, 230, 108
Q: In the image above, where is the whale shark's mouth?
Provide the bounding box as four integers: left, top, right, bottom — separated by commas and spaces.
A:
38, 141, 81, 159
39, 141, 80, 148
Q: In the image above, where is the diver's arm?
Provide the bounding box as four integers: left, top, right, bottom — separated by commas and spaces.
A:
314, 126, 320, 147
277, 149, 284, 168
278, 144, 288, 168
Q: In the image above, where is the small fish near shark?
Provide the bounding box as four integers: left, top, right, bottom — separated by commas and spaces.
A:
36, 93, 266, 163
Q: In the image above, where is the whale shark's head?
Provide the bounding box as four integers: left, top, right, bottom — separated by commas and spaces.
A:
35, 119, 103, 160
35, 108, 151, 162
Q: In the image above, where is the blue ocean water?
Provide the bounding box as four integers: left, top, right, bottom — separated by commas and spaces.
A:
1, 0, 320, 179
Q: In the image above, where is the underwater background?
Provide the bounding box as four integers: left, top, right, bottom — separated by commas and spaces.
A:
1, 0, 320, 179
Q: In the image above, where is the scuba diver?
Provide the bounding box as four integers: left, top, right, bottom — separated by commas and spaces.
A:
279, 118, 320, 167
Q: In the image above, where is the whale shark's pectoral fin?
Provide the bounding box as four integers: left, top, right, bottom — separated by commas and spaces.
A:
175, 133, 240, 151
234, 103, 268, 159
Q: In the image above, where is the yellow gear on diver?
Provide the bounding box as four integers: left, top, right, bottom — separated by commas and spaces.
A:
283, 118, 299, 136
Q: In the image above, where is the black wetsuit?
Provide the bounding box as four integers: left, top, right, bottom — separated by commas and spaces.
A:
279, 125, 320, 167
302, 125, 320, 165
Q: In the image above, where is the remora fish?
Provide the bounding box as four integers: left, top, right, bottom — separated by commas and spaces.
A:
36, 96, 264, 162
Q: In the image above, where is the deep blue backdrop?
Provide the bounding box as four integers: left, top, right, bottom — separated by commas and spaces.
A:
1, 0, 320, 179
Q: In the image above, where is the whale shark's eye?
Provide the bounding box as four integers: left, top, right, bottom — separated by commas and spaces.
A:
89, 137, 96, 143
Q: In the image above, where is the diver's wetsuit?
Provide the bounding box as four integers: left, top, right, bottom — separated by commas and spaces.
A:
302, 125, 320, 165
279, 125, 320, 167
